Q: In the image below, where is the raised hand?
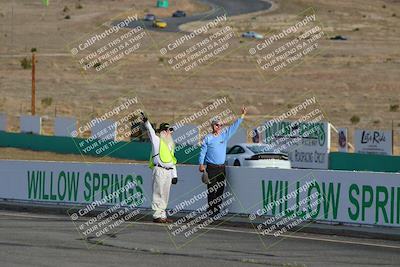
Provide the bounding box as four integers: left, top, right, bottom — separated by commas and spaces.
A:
140, 112, 148, 123
241, 106, 247, 117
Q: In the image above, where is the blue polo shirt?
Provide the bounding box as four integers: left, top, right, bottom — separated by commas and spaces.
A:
199, 118, 243, 165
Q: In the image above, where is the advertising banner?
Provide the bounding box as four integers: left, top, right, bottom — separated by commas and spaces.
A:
263, 120, 331, 169
354, 129, 392, 155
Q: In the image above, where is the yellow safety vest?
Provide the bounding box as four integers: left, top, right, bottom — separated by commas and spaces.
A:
149, 139, 177, 169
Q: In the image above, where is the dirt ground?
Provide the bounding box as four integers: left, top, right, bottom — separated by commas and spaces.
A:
0, 0, 399, 157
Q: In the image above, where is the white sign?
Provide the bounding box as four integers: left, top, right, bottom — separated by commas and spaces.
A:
354, 129, 392, 155
20, 115, 42, 134
91, 120, 117, 141
338, 128, 348, 152
55, 117, 77, 137
0, 160, 399, 227
263, 120, 331, 169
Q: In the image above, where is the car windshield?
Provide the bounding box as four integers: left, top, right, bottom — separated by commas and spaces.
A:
246, 145, 272, 154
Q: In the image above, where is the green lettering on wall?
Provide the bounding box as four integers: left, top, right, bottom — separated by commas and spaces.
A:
348, 184, 360, 221
41, 171, 49, 200
101, 173, 110, 199
322, 182, 341, 219
362, 185, 374, 221
58, 171, 66, 201
49, 172, 57, 200
262, 180, 279, 215
84, 172, 91, 202
92, 173, 100, 201
397, 187, 400, 224
28, 171, 40, 199
67, 172, 80, 201
375, 186, 389, 224
307, 182, 321, 219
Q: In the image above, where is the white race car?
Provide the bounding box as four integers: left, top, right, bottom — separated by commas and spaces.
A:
226, 143, 291, 169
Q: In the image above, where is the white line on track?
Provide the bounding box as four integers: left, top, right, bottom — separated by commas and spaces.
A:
1, 211, 400, 250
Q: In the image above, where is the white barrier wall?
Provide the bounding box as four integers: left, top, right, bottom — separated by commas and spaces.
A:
20, 115, 42, 134
0, 160, 399, 227
54, 117, 77, 137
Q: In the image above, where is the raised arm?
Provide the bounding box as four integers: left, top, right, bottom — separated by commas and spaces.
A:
223, 106, 247, 140
144, 120, 157, 143
141, 112, 157, 143
223, 117, 243, 140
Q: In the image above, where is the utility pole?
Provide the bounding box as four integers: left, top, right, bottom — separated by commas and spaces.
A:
31, 48, 37, 115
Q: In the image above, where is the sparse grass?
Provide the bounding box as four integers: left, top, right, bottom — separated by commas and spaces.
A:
41, 97, 53, 108
350, 115, 360, 124
390, 104, 399, 112
20, 57, 32, 69
373, 119, 381, 125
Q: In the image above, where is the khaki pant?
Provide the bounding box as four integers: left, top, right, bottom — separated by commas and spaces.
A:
152, 166, 174, 219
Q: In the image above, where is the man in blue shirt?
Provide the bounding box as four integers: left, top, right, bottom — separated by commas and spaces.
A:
199, 106, 246, 215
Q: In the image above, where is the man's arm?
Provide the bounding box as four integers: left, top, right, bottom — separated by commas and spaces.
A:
223, 117, 243, 140
144, 120, 157, 142
223, 106, 247, 140
198, 137, 208, 172
141, 112, 158, 143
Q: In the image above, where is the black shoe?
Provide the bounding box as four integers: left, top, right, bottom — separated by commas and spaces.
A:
153, 218, 167, 223
164, 218, 173, 223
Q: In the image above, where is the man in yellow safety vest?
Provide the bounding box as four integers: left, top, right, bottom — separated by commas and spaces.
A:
141, 112, 177, 223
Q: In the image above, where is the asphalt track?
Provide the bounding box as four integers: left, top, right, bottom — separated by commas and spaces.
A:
1, 210, 400, 267
123, 0, 272, 32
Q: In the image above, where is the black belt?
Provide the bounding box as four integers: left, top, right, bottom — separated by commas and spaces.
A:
207, 163, 225, 168
155, 164, 173, 170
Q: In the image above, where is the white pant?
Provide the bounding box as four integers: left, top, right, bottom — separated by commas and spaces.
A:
152, 166, 175, 219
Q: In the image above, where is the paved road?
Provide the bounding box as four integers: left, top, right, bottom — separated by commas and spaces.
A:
1, 210, 400, 267
122, 0, 272, 32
